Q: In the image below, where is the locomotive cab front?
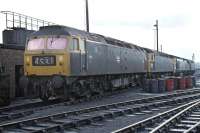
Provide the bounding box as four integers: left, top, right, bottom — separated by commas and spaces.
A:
21, 32, 73, 100
25, 36, 70, 76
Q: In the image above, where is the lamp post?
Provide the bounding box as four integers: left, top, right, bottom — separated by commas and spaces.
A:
160, 44, 162, 52
85, 0, 89, 32
154, 20, 159, 52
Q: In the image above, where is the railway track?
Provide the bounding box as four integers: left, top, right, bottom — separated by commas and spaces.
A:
112, 99, 200, 133
1, 89, 200, 132
0, 87, 135, 123
149, 99, 200, 133
0, 98, 62, 122
0, 88, 199, 125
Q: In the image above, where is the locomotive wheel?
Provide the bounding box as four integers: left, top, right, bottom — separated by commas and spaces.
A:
91, 81, 104, 96
71, 82, 83, 98
39, 94, 49, 101
98, 82, 104, 96
39, 81, 53, 101
39, 86, 50, 101
82, 83, 91, 100
63, 84, 74, 101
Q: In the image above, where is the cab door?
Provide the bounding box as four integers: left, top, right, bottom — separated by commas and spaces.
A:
79, 38, 86, 74
70, 37, 86, 75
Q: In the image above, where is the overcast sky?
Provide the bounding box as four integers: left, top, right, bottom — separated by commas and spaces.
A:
0, 0, 200, 61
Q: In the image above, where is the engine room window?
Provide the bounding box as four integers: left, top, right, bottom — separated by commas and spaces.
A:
47, 38, 67, 50
71, 38, 79, 50
27, 38, 46, 50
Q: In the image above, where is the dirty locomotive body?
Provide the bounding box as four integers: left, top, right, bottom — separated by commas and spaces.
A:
20, 25, 195, 101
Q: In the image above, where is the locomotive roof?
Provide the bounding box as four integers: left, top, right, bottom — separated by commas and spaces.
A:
30, 25, 193, 62
30, 25, 70, 36
30, 25, 148, 50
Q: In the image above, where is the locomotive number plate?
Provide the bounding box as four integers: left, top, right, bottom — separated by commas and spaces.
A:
32, 56, 56, 66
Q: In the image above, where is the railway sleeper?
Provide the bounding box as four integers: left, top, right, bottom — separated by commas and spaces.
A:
2, 91, 200, 133
175, 123, 193, 129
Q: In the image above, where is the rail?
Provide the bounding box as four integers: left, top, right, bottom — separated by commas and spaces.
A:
112, 99, 200, 133
1, 89, 200, 132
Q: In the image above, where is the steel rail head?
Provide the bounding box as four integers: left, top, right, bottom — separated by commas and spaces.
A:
150, 99, 200, 133
1, 93, 200, 132
0, 88, 198, 114
183, 120, 200, 133
0, 88, 196, 121
112, 99, 200, 133
0, 89, 200, 132
0, 98, 61, 113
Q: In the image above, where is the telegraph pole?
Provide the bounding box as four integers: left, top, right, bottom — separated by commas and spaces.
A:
154, 20, 159, 52
160, 44, 162, 52
85, 0, 90, 32
192, 53, 195, 61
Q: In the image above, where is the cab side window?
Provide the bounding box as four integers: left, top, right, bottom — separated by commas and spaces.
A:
79, 39, 85, 51
71, 38, 79, 50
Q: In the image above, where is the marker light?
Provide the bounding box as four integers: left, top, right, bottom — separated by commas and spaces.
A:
59, 56, 64, 65
26, 57, 30, 65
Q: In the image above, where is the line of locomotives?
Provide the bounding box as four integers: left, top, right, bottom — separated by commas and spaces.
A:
19, 25, 195, 101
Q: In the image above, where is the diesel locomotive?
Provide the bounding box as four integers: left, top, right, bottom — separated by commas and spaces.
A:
20, 25, 195, 101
